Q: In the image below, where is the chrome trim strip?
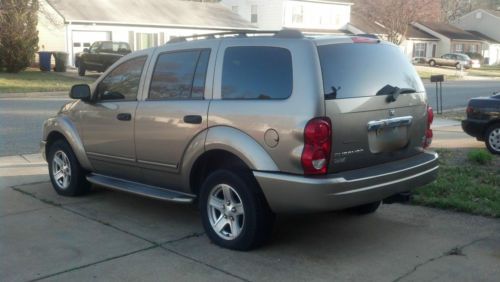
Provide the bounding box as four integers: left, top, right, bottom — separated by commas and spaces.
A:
137, 159, 178, 169
367, 116, 413, 131
87, 152, 135, 162
331, 166, 439, 196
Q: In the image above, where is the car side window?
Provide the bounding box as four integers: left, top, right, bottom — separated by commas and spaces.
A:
95, 56, 147, 102
221, 46, 293, 100
148, 49, 210, 100
90, 42, 100, 54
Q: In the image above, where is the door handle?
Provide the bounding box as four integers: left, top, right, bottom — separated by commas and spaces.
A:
116, 113, 132, 121
183, 115, 202, 124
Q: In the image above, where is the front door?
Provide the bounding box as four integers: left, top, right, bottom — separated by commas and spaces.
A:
135, 44, 215, 189
80, 55, 148, 180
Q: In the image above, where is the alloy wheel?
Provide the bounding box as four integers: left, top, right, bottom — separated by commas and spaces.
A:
207, 184, 245, 240
52, 150, 72, 189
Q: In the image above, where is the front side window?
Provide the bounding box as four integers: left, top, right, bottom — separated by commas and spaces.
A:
95, 56, 147, 101
149, 49, 210, 100
89, 42, 100, 53
222, 46, 293, 100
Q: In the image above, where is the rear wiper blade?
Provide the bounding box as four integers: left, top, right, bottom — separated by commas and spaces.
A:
376, 85, 416, 102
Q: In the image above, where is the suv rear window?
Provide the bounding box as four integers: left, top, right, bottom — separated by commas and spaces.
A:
222, 46, 292, 100
318, 43, 424, 99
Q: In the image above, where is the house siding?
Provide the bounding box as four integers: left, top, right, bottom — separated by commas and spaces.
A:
221, 0, 284, 30
412, 23, 452, 57
38, 0, 66, 52
454, 10, 500, 42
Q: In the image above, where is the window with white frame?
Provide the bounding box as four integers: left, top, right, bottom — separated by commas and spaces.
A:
292, 5, 303, 24
413, 43, 427, 58
136, 33, 158, 50
455, 43, 463, 53
470, 44, 478, 53
251, 5, 258, 23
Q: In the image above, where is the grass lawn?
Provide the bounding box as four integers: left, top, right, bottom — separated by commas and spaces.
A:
412, 148, 500, 217
0, 68, 94, 93
467, 66, 500, 77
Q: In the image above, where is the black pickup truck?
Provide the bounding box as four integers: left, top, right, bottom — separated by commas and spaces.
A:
462, 92, 500, 154
75, 41, 131, 76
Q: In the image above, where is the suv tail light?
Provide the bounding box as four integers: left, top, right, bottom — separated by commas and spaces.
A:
301, 118, 332, 175
423, 106, 433, 148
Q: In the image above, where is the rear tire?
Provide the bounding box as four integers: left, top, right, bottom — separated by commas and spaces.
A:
48, 139, 91, 196
200, 169, 275, 251
78, 63, 86, 76
485, 124, 500, 155
348, 201, 381, 215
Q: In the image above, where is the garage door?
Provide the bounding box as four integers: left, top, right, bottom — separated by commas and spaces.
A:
71, 31, 111, 65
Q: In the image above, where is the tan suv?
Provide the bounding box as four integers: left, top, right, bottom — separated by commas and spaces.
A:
41, 30, 438, 250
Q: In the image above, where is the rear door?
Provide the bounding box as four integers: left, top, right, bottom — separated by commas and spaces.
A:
317, 41, 428, 173
134, 41, 216, 189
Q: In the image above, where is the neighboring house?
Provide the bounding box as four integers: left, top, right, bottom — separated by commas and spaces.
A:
465, 30, 500, 65
221, 0, 353, 34
400, 25, 439, 61
412, 22, 486, 58
38, 0, 254, 66
348, 14, 439, 61
454, 9, 500, 65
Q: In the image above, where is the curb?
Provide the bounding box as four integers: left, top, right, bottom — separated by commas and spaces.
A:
0, 91, 68, 99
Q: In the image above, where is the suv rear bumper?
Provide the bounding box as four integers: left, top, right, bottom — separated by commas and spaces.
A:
253, 151, 438, 213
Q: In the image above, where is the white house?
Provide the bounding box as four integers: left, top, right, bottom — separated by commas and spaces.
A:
38, 0, 255, 66
454, 9, 500, 65
221, 0, 353, 34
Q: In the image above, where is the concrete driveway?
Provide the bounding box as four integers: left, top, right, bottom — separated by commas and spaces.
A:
1, 153, 499, 282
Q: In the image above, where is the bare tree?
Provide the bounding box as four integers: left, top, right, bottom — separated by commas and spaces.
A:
353, 0, 439, 45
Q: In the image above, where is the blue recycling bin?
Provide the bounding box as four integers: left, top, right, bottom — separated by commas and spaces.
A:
38, 51, 52, 71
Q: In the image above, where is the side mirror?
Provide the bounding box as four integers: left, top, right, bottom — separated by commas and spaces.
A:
70, 84, 91, 101
83, 48, 89, 53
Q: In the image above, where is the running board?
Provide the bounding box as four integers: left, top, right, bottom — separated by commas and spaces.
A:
86, 174, 195, 203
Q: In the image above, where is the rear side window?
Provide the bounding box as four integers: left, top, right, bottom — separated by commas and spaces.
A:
318, 43, 424, 99
222, 46, 292, 100
149, 49, 210, 100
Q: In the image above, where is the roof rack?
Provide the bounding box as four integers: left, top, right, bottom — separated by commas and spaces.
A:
167, 29, 304, 44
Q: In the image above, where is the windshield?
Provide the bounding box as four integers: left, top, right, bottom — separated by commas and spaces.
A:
318, 43, 424, 99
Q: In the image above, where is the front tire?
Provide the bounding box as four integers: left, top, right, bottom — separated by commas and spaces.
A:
78, 63, 86, 76
485, 124, 500, 155
48, 139, 91, 196
200, 169, 275, 251
429, 60, 436, 67
456, 63, 462, 70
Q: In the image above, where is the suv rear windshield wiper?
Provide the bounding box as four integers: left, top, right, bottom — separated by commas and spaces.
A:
376, 84, 416, 102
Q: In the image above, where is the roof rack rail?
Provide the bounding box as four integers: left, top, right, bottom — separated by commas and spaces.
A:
167, 29, 303, 44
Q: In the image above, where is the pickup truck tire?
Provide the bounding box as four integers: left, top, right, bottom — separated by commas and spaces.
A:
485, 123, 500, 155
48, 139, 91, 196
348, 201, 381, 215
78, 63, 86, 76
200, 169, 275, 250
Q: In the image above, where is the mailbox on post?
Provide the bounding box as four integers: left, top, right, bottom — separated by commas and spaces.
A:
430, 75, 444, 114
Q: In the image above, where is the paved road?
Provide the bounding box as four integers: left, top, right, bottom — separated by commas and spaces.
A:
1, 79, 499, 156
0, 97, 70, 156
424, 80, 500, 110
